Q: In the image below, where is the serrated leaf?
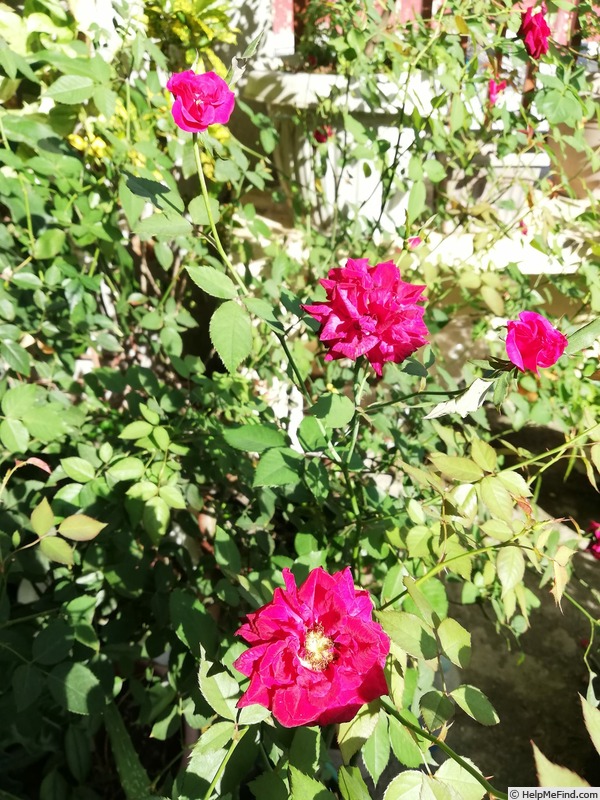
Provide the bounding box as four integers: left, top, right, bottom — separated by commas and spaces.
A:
186, 266, 237, 299
45, 74, 95, 104
60, 457, 95, 483
420, 690, 455, 731
384, 771, 455, 800
437, 618, 471, 668
135, 213, 192, 239
338, 701, 380, 764
362, 712, 390, 787
565, 317, 600, 356
289, 766, 336, 800
189, 195, 221, 226
58, 514, 106, 541
388, 715, 424, 768
451, 685, 499, 726
580, 694, 600, 755
253, 447, 303, 487
31, 497, 54, 537
532, 742, 590, 787
40, 534, 74, 566
403, 576, 435, 625
119, 421, 154, 440
12, 663, 45, 712
430, 454, 484, 483
0, 417, 30, 452
496, 470, 532, 497
198, 652, 239, 721
470, 439, 497, 473
480, 285, 504, 315
223, 423, 286, 452
479, 475, 514, 523
339, 765, 371, 800
209, 300, 253, 373
434, 758, 485, 800
311, 393, 355, 428
158, 485, 186, 509
496, 547, 525, 596
107, 457, 145, 482
375, 611, 437, 660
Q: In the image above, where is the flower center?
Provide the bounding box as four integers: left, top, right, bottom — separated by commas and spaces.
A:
298, 623, 335, 671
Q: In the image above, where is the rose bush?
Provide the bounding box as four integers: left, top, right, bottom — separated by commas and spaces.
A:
234, 567, 390, 727
505, 311, 568, 373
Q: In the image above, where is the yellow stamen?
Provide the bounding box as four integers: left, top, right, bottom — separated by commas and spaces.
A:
298, 623, 335, 672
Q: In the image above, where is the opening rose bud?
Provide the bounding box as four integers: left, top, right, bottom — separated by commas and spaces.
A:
505, 311, 567, 374
166, 70, 235, 133
233, 567, 390, 727
518, 3, 551, 59
407, 236, 422, 249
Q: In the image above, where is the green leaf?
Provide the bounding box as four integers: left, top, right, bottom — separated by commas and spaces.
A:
61, 457, 95, 483
362, 712, 390, 787
170, 590, 217, 658
158, 485, 186, 509
289, 766, 335, 800
437, 618, 471, 668
566, 318, 600, 355
32, 228, 66, 259
0, 417, 30, 452
580, 694, 600, 755
424, 159, 446, 183
40, 534, 74, 566
384, 770, 454, 800
223, 423, 286, 452
12, 663, 45, 712
532, 742, 590, 787
58, 514, 106, 542
403, 576, 436, 625
142, 496, 170, 541
338, 701, 380, 764
430, 454, 484, 483
290, 727, 321, 774
1, 340, 31, 375
135, 213, 192, 239
209, 300, 253, 373
478, 476, 514, 523
253, 447, 303, 488
407, 179, 426, 225
470, 439, 497, 473
198, 652, 240, 721
31, 497, 54, 537
189, 195, 221, 226
338, 765, 371, 800
388, 715, 424, 768
1, 382, 41, 418
375, 611, 437, 660
451, 685, 499, 726
214, 525, 242, 574
186, 265, 237, 299
103, 702, 153, 799
45, 74, 95, 104
480, 285, 504, 316
65, 724, 91, 782
434, 758, 486, 800
249, 772, 289, 800
420, 690, 455, 731
496, 470, 531, 497
311, 393, 355, 428
107, 457, 145, 482
496, 547, 525, 596
93, 86, 117, 118
119, 421, 154, 440
48, 661, 105, 715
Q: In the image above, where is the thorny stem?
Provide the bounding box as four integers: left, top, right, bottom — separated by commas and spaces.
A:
381, 698, 509, 800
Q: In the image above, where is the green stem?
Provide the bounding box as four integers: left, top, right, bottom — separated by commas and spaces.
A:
203, 727, 248, 800
503, 425, 599, 473
365, 389, 464, 416
192, 135, 247, 294
563, 591, 600, 627
346, 363, 369, 468
381, 699, 508, 800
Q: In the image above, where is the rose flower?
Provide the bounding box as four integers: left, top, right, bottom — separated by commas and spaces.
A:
302, 258, 428, 376
505, 311, 568, 373
233, 567, 390, 728
166, 70, 235, 133
518, 3, 551, 60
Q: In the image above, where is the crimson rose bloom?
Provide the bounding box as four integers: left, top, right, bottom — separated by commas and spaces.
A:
505, 311, 568, 373
302, 258, 428, 376
588, 521, 600, 561
518, 3, 551, 59
166, 70, 235, 133
488, 78, 507, 107
233, 567, 390, 728
314, 125, 334, 144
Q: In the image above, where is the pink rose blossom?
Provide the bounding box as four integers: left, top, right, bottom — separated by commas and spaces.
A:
588, 521, 600, 561
518, 3, 551, 59
166, 70, 235, 133
505, 311, 568, 373
314, 125, 334, 144
233, 567, 390, 728
518, 219, 529, 236
488, 78, 507, 107
302, 258, 428, 376
407, 236, 422, 249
